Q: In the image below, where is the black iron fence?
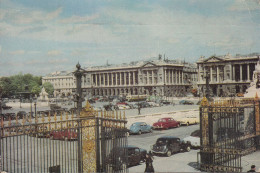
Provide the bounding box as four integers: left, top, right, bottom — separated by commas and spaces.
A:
198, 97, 260, 172
0, 103, 128, 173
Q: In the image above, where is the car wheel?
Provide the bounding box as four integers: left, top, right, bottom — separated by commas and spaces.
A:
138, 130, 142, 135
166, 150, 172, 157
186, 146, 191, 152
186, 122, 189, 126
177, 124, 180, 128
150, 129, 153, 133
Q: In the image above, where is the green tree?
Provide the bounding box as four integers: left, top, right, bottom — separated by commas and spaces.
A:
43, 82, 54, 96
31, 84, 41, 96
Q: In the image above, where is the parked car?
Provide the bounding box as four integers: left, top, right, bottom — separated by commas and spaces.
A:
117, 104, 130, 110
179, 100, 194, 105
153, 118, 180, 129
151, 136, 191, 157
147, 102, 160, 107
160, 100, 171, 105
50, 129, 78, 140
183, 130, 200, 148
106, 145, 147, 170
129, 122, 153, 135
178, 116, 199, 126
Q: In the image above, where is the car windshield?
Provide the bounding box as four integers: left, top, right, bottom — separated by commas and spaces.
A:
131, 123, 138, 127
158, 119, 166, 122
156, 139, 168, 145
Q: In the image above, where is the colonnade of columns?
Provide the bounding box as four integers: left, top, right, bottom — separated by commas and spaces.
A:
164, 69, 183, 84
198, 63, 255, 83
92, 71, 137, 87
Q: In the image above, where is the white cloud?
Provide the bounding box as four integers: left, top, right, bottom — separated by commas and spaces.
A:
47, 50, 62, 56
48, 58, 68, 64
9, 50, 25, 55
228, 0, 260, 11
60, 14, 99, 24
1, 7, 62, 25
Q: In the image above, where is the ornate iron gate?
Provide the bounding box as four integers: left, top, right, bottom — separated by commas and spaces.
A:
0, 102, 128, 173
198, 97, 260, 172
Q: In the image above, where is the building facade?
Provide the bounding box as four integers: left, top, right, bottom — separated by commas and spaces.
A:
197, 54, 260, 97
42, 56, 197, 97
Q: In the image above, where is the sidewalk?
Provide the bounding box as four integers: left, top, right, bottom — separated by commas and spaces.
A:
128, 150, 260, 172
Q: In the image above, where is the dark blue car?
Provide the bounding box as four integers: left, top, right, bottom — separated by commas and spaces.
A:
129, 122, 153, 135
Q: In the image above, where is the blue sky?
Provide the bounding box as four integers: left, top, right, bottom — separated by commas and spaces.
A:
0, 0, 260, 76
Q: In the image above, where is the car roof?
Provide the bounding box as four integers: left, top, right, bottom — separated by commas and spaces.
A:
132, 122, 145, 125
158, 136, 180, 140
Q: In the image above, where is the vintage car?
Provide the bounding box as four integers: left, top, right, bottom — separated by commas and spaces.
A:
178, 116, 199, 126
179, 100, 194, 105
153, 118, 180, 129
151, 136, 191, 157
183, 130, 200, 148
129, 122, 153, 135
50, 129, 78, 140
106, 145, 147, 170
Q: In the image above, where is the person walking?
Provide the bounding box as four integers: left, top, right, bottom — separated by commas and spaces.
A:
144, 151, 154, 173
247, 165, 256, 172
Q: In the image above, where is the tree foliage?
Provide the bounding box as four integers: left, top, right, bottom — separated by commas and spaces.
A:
0, 73, 43, 98
43, 82, 54, 96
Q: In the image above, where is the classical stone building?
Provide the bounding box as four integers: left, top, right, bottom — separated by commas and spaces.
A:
42, 56, 197, 97
197, 53, 260, 97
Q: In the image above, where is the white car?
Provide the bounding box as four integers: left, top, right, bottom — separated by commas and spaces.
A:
147, 102, 160, 107
117, 105, 130, 110
183, 130, 200, 148
178, 116, 199, 126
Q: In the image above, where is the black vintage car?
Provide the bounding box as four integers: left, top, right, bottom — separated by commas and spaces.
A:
106, 145, 147, 170
151, 136, 191, 157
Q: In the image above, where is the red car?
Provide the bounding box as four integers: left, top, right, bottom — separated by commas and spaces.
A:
153, 118, 180, 130
50, 129, 78, 140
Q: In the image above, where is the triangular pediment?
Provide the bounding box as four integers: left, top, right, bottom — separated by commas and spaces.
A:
204, 56, 224, 63
141, 62, 157, 67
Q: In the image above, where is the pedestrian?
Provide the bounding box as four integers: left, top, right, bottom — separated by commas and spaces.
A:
247, 165, 256, 172
138, 104, 141, 115
144, 151, 154, 173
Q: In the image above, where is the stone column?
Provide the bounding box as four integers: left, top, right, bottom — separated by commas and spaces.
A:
133, 71, 135, 85
95, 74, 98, 86
210, 67, 213, 82
152, 70, 154, 84
120, 72, 122, 86
108, 73, 110, 86
182, 71, 184, 84
116, 73, 118, 86
129, 72, 131, 85
232, 65, 235, 81
172, 70, 174, 84
229, 64, 232, 80
240, 64, 243, 81
124, 72, 127, 85
175, 70, 178, 84
179, 70, 181, 84
217, 66, 219, 82
99, 73, 102, 86
247, 64, 250, 81
164, 69, 167, 84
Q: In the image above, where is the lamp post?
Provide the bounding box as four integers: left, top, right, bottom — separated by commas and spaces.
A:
205, 70, 210, 100
34, 97, 37, 118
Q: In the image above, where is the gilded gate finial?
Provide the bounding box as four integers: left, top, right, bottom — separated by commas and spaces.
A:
255, 92, 259, 101
201, 97, 209, 107
80, 101, 96, 117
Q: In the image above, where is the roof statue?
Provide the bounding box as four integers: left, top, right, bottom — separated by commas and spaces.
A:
244, 57, 260, 98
